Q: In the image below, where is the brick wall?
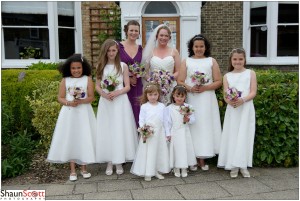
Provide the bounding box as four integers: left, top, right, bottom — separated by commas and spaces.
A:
201, 1, 243, 74
81, 1, 111, 67
201, 1, 298, 74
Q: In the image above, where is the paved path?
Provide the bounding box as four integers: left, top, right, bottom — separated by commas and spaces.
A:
1, 164, 298, 200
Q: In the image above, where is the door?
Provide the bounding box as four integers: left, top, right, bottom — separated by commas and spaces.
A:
142, 17, 180, 52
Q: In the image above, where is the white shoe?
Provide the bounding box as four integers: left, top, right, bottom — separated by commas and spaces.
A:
116, 164, 124, 175
201, 165, 209, 171
80, 171, 91, 179
174, 168, 180, 177
181, 168, 188, 177
189, 165, 197, 171
144, 176, 151, 181
155, 172, 165, 180
240, 169, 250, 178
230, 168, 239, 178
105, 162, 113, 175
69, 173, 77, 181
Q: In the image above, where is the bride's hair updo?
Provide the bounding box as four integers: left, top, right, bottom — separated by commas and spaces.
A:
123, 20, 140, 38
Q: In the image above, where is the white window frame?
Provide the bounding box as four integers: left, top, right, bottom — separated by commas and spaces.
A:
243, 1, 298, 65
1, 2, 82, 68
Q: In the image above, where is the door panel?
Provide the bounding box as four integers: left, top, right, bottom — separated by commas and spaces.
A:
142, 17, 180, 52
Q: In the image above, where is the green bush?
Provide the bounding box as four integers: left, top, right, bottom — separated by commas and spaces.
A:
253, 70, 298, 167
27, 61, 59, 70
26, 80, 61, 153
1, 129, 36, 178
216, 69, 298, 167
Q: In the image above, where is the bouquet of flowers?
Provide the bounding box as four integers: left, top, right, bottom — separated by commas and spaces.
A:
190, 71, 210, 86
137, 124, 154, 143
147, 69, 175, 98
179, 105, 195, 124
67, 86, 86, 100
128, 62, 146, 78
226, 87, 242, 101
101, 74, 120, 92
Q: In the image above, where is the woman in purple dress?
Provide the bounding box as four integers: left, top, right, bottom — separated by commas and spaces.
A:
119, 20, 143, 127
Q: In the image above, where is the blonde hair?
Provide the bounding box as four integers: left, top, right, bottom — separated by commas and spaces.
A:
228, 48, 246, 72
139, 83, 161, 105
156, 25, 172, 40
96, 39, 121, 80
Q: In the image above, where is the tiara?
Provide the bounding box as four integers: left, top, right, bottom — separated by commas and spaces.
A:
113, 40, 119, 45
174, 85, 187, 90
193, 36, 204, 40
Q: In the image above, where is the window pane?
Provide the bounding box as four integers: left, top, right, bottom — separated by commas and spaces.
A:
2, 13, 47, 26
58, 1, 74, 27
278, 3, 299, 23
250, 2, 267, 25
145, 1, 177, 14
277, 26, 299, 56
163, 21, 177, 49
250, 27, 267, 57
58, 15, 74, 27
145, 20, 160, 42
3, 28, 49, 59
59, 28, 75, 59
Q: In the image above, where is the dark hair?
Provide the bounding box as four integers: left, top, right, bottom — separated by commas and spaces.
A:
123, 20, 140, 38
58, 54, 92, 77
170, 85, 188, 103
187, 34, 211, 57
228, 48, 246, 72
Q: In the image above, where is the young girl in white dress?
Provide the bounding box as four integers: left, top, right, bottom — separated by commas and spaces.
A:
217, 48, 257, 178
95, 39, 138, 175
47, 54, 96, 181
131, 83, 170, 181
178, 34, 222, 170
164, 85, 197, 178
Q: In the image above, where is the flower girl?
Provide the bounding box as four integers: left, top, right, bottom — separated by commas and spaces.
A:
164, 85, 197, 177
47, 54, 96, 181
95, 39, 138, 175
217, 48, 257, 178
131, 83, 170, 181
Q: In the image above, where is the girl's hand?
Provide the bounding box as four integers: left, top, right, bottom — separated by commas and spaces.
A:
68, 100, 79, 107
183, 115, 190, 123
229, 98, 244, 108
101, 91, 113, 101
166, 136, 171, 142
108, 90, 121, 100
130, 76, 137, 86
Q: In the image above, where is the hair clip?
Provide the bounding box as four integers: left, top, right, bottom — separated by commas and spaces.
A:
81, 57, 84, 62
193, 36, 204, 40
174, 85, 187, 90
113, 40, 118, 45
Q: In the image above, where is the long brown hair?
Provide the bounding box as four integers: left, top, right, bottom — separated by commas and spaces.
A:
96, 39, 121, 80
139, 83, 161, 105
228, 48, 246, 72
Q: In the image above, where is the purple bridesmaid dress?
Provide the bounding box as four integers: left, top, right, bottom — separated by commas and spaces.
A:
118, 42, 143, 128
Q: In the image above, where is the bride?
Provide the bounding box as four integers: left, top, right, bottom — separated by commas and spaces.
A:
142, 24, 181, 104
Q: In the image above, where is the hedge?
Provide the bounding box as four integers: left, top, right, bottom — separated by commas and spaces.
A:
1, 69, 298, 178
